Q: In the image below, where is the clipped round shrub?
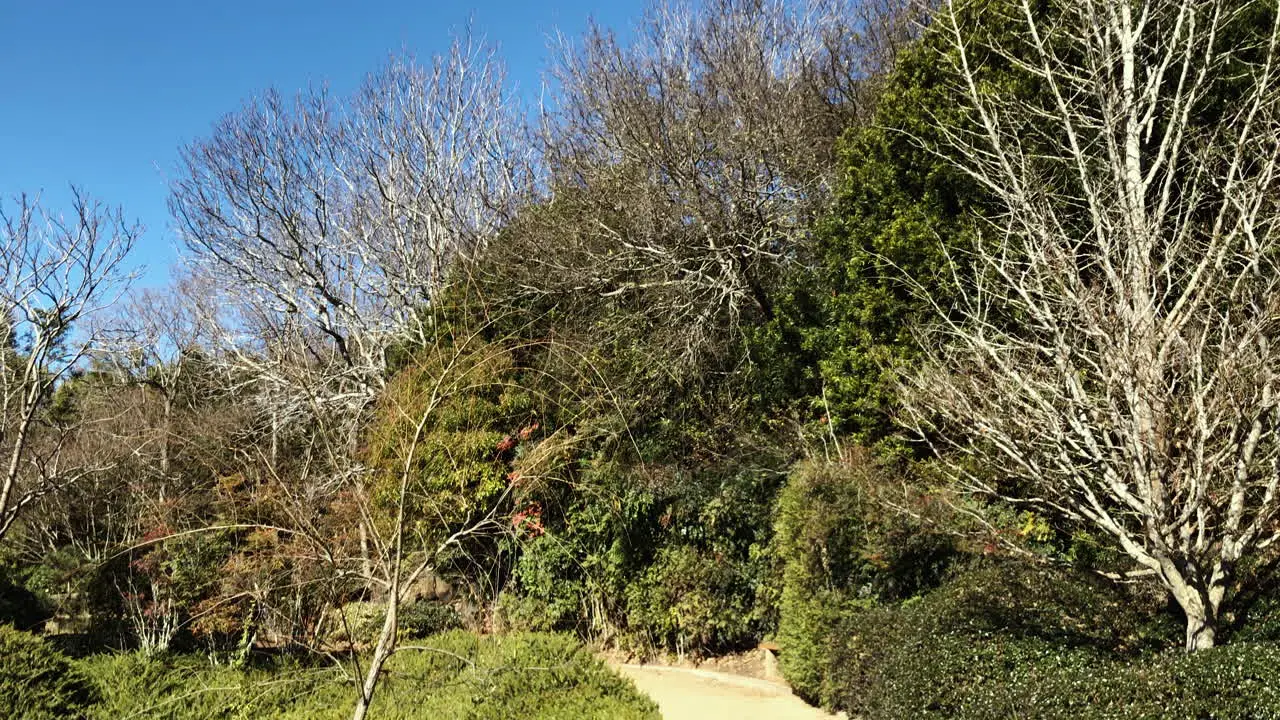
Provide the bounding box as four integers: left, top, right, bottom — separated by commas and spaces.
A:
877, 639, 1280, 720
818, 561, 1138, 715
773, 456, 954, 707
0, 624, 97, 720
822, 561, 1271, 720
399, 598, 462, 638
334, 598, 463, 647
892, 560, 1177, 653
859, 625, 1124, 719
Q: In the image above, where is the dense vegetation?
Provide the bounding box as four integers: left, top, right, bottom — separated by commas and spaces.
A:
4, 0, 1280, 717
78, 631, 658, 720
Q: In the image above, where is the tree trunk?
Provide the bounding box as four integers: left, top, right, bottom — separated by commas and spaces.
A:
0, 391, 41, 543
1170, 580, 1219, 651
359, 517, 373, 584
350, 597, 397, 720
159, 392, 172, 502
1184, 607, 1216, 651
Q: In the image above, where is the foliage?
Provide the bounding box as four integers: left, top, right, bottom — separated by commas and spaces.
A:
0, 624, 97, 720
773, 453, 955, 706
815, 561, 1186, 717
506, 453, 783, 656
624, 544, 758, 655
397, 598, 462, 639
1226, 581, 1280, 645
77, 631, 658, 720
360, 317, 575, 624
850, 632, 1280, 719
0, 565, 49, 630
502, 462, 660, 638
364, 334, 528, 532
781, 0, 1077, 447
1155, 643, 1280, 720
334, 599, 461, 647
79, 651, 317, 720
120, 528, 236, 654
381, 630, 659, 720
789, 25, 984, 443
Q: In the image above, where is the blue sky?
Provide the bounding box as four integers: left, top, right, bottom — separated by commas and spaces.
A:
0, 0, 644, 288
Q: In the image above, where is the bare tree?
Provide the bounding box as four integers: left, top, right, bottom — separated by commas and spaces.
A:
100, 274, 223, 494
171, 36, 530, 419
901, 0, 1280, 650
495, 0, 912, 366
0, 190, 137, 541
170, 35, 530, 599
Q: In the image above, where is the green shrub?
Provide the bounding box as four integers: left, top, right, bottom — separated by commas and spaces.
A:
503, 460, 661, 640
0, 624, 97, 720
507, 458, 780, 657
841, 561, 1171, 716
624, 543, 759, 655
80, 651, 334, 720
899, 561, 1176, 652
1157, 643, 1280, 719
334, 600, 385, 645
814, 561, 1279, 720
374, 630, 660, 720
503, 531, 597, 633
78, 631, 658, 720
860, 624, 1121, 719
859, 639, 1280, 720
0, 569, 48, 630
333, 598, 465, 648
398, 598, 462, 638
773, 456, 954, 707
1224, 582, 1280, 644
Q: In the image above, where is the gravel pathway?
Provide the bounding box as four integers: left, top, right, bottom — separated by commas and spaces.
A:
615, 664, 839, 720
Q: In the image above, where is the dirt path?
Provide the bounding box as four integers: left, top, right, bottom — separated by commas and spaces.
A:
615, 664, 840, 720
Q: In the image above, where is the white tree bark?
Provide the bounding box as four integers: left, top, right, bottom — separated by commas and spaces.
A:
171, 34, 530, 423
0, 190, 137, 542
903, 0, 1280, 651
